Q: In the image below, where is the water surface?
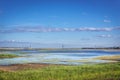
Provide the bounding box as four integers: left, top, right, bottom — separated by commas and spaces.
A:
0, 50, 120, 65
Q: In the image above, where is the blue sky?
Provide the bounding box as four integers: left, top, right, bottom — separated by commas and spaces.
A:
0, 0, 120, 48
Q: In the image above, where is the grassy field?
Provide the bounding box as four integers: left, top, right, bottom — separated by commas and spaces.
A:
0, 63, 120, 80
0, 54, 19, 58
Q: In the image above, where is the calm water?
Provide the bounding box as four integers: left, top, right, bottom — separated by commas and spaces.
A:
0, 50, 120, 65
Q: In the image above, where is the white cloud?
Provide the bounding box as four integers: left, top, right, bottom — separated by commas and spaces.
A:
97, 35, 112, 38
104, 19, 111, 23
0, 25, 120, 33
0, 40, 16, 43
0, 40, 30, 43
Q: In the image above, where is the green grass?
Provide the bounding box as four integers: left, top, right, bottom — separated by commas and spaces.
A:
0, 63, 120, 80
0, 54, 19, 58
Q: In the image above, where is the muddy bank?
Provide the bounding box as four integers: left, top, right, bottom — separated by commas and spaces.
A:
0, 63, 54, 71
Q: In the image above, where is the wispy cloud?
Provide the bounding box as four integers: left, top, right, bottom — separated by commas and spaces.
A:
97, 35, 112, 38
104, 16, 108, 18
0, 26, 119, 33
49, 15, 58, 18
81, 12, 88, 15
114, 27, 120, 30
0, 40, 30, 43
0, 10, 2, 14
81, 38, 90, 40
104, 19, 111, 23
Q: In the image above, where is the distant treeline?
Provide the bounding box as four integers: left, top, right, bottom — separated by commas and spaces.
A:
81, 47, 120, 49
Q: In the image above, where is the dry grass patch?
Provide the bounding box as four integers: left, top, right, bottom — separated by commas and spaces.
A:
95, 55, 120, 61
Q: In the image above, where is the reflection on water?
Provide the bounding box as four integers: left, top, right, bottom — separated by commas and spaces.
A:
0, 50, 120, 65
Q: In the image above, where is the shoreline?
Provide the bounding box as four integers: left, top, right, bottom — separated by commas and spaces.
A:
0, 48, 120, 51
0, 62, 119, 72
0, 63, 54, 71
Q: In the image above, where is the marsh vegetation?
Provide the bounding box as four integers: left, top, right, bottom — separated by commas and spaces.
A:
0, 63, 120, 80
0, 54, 19, 58
0, 50, 120, 80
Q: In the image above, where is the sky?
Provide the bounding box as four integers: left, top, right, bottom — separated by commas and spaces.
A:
0, 0, 120, 48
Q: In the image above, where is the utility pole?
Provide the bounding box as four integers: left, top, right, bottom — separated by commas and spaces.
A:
62, 44, 64, 49
29, 43, 31, 48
